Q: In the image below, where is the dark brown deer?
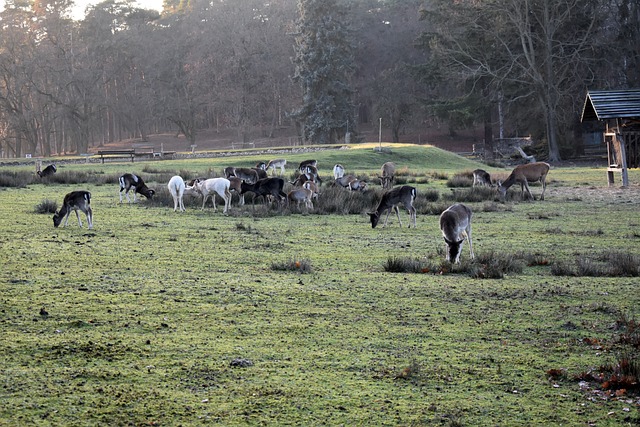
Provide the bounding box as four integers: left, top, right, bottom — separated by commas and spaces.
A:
119, 173, 155, 203
53, 191, 93, 229
367, 185, 417, 228
37, 164, 57, 178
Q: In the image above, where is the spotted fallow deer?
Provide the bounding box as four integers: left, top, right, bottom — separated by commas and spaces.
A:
439, 203, 473, 263
367, 185, 417, 229
497, 162, 550, 201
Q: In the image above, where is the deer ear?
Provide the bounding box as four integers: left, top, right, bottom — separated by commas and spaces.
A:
497, 180, 502, 186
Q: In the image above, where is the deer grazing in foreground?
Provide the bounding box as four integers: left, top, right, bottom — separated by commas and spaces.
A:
379, 162, 395, 189
53, 190, 93, 229
472, 169, 492, 187
119, 173, 155, 203
497, 162, 550, 201
439, 203, 473, 263
367, 185, 417, 228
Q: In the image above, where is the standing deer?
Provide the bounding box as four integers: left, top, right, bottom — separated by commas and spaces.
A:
379, 162, 395, 189
439, 203, 473, 263
53, 190, 93, 229
266, 158, 287, 176
497, 162, 550, 201
167, 175, 186, 212
186, 178, 232, 213
333, 164, 345, 180
367, 185, 417, 228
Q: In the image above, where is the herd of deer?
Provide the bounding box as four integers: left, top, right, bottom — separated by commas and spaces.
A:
43, 158, 550, 264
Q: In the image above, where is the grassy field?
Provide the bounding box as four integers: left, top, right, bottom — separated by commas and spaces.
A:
1, 144, 639, 426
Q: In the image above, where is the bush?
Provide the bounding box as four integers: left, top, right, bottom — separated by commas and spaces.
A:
34, 199, 58, 214
446, 171, 474, 188
0, 171, 34, 188
552, 252, 640, 277
445, 187, 498, 203
271, 258, 312, 274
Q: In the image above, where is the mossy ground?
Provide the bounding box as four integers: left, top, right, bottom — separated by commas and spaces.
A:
1, 145, 639, 426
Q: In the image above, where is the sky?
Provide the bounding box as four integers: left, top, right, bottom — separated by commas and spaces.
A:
0, 0, 164, 20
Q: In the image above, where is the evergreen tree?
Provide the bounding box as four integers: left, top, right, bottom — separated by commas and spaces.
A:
292, 0, 356, 144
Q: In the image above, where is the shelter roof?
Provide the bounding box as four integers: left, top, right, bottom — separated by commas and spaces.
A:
581, 89, 640, 121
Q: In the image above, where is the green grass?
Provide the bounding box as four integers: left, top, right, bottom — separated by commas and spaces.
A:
1, 144, 639, 426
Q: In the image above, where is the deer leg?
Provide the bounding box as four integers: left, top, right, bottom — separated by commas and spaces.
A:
394, 205, 403, 228
75, 210, 83, 227
380, 207, 392, 228
466, 224, 474, 259
86, 208, 93, 229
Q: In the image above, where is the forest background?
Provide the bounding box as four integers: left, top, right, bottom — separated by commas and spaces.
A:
0, 0, 638, 161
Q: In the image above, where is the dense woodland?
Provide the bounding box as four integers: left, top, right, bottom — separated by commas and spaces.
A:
0, 0, 638, 160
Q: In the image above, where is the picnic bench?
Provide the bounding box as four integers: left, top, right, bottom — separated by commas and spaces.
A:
97, 149, 135, 163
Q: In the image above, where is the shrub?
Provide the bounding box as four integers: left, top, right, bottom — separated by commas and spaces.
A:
34, 199, 57, 214
552, 252, 640, 277
446, 171, 474, 188
271, 258, 312, 274
0, 171, 35, 188
314, 186, 376, 215
445, 187, 497, 203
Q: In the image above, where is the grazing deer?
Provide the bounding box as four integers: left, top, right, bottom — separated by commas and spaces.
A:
224, 167, 259, 184
266, 158, 287, 176
37, 164, 57, 178
287, 187, 314, 209
333, 164, 345, 180
472, 169, 492, 187
227, 177, 245, 206
53, 190, 93, 229
367, 185, 417, 228
167, 176, 186, 212
119, 173, 155, 203
497, 162, 550, 201
439, 203, 473, 263
240, 177, 287, 207
379, 162, 395, 189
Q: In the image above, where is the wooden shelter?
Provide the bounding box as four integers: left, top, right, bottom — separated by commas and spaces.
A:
581, 89, 640, 187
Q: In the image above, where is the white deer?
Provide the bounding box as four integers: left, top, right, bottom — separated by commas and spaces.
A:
53, 190, 93, 229
497, 162, 550, 201
379, 162, 395, 189
367, 185, 417, 228
167, 176, 186, 212
439, 203, 473, 263
186, 178, 232, 213
333, 164, 345, 180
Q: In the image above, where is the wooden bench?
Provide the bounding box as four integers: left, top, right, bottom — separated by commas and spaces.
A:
97, 149, 135, 163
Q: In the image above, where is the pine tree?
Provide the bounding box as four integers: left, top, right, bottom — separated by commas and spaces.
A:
292, 0, 356, 144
